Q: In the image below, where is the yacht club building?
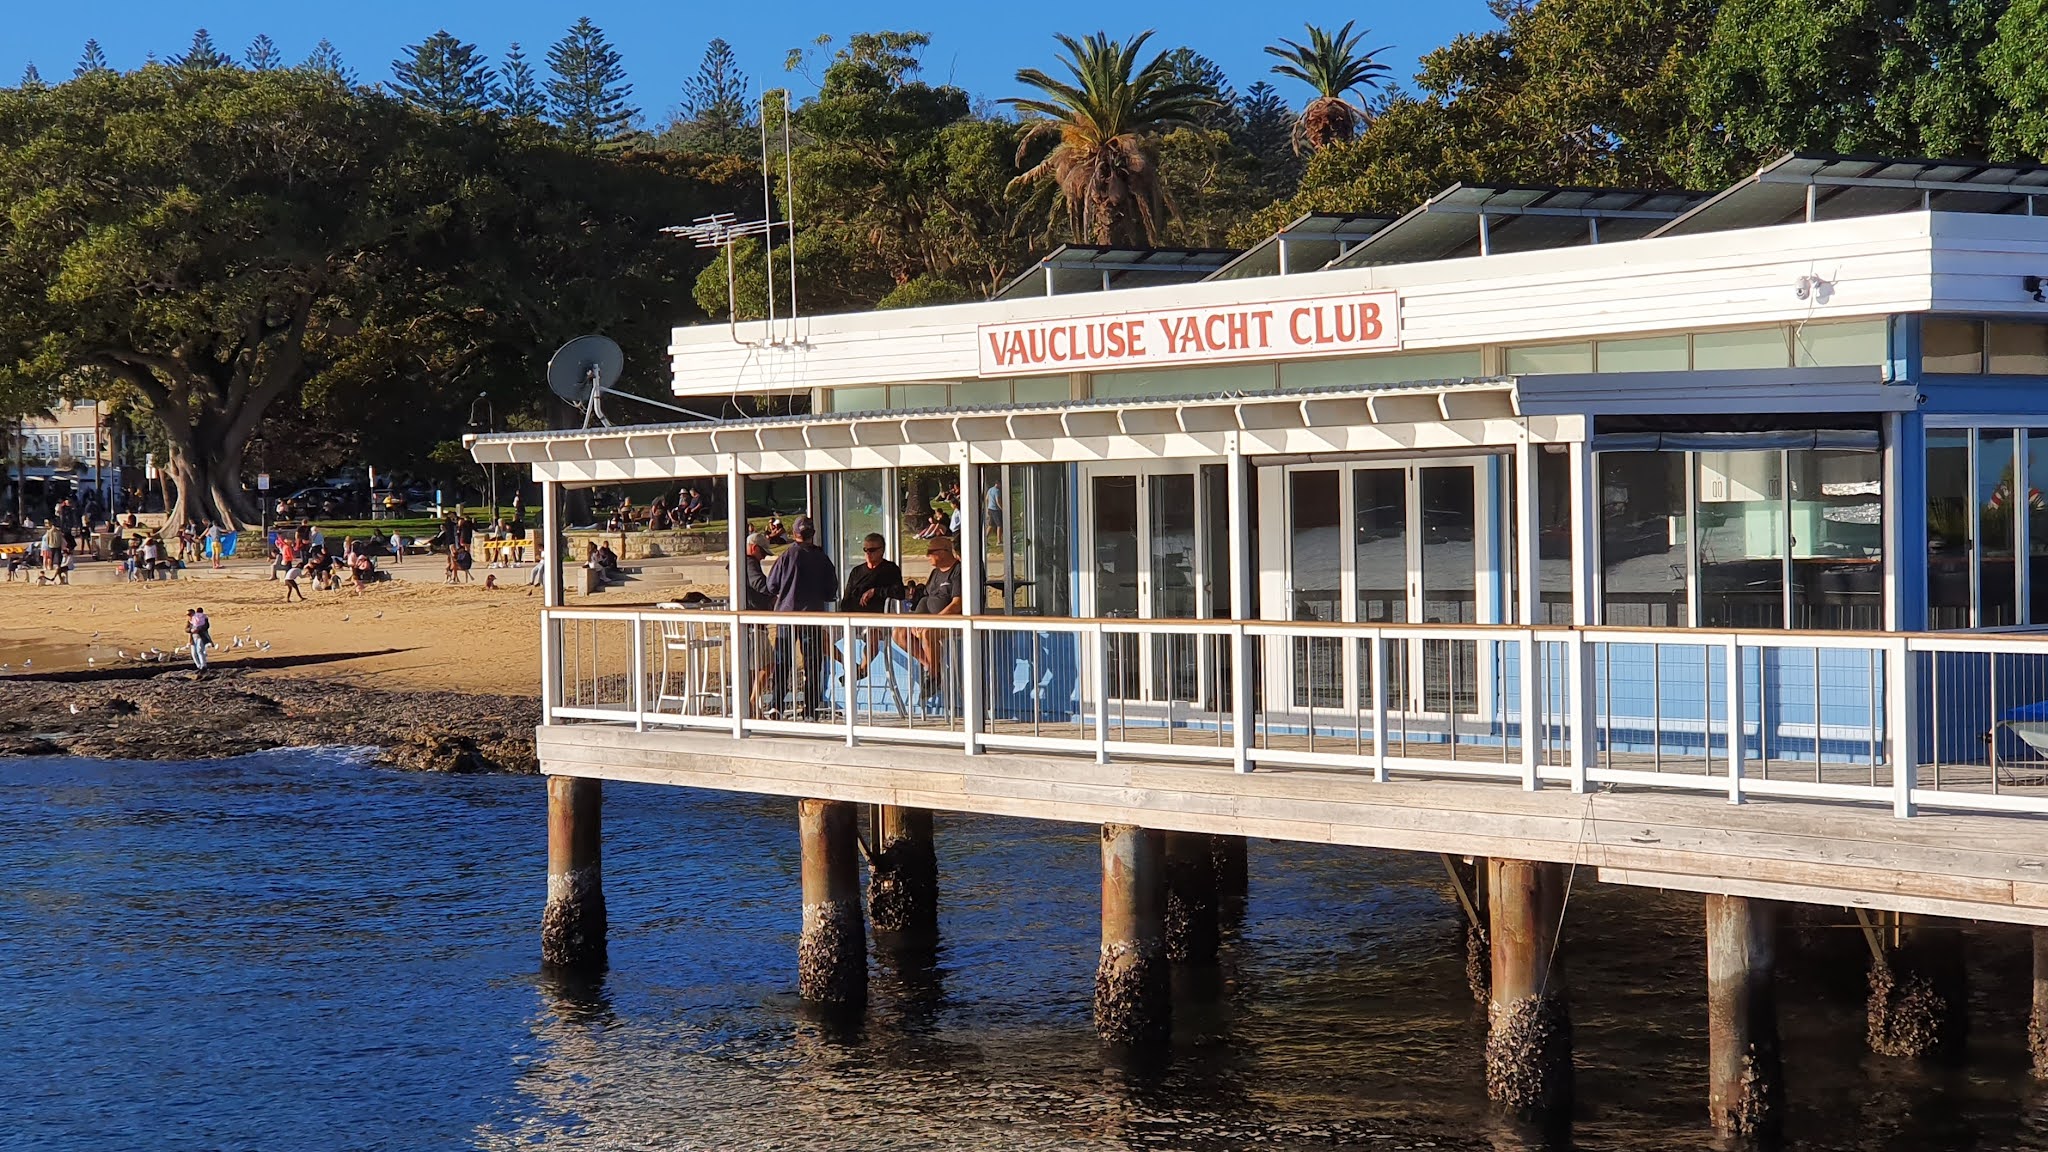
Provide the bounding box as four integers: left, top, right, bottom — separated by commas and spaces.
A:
473, 154, 2048, 1125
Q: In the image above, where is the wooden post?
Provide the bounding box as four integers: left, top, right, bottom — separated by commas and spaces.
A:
1163, 831, 1220, 966
798, 798, 866, 1006
1095, 823, 1169, 1044
1211, 833, 1249, 936
1485, 857, 1571, 1114
1705, 894, 1781, 1135
2031, 927, 2048, 1079
1867, 911, 1967, 1057
541, 775, 605, 969
867, 804, 937, 938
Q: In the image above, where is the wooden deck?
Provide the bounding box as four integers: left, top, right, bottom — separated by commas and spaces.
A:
538, 721, 2048, 927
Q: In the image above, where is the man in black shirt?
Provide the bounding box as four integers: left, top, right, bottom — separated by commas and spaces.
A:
839, 532, 904, 683
763, 516, 838, 720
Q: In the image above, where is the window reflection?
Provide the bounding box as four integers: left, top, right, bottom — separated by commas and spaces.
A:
1599, 453, 1688, 627
1927, 430, 1972, 630
1789, 450, 1883, 629
1695, 451, 1784, 628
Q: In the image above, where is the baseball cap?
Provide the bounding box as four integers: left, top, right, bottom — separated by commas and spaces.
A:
792, 516, 816, 539
746, 532, 771, 550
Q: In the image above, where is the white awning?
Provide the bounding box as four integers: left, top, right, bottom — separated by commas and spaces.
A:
467, 379, 1573, 483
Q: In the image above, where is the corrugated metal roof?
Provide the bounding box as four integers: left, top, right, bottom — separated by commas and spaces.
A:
1652, 153, 2048, 238
1206, 213, 1396, 281
991, 244, 1242, 300
1324, 183, 1707, 269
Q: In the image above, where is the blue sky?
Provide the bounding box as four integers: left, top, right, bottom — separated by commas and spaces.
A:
6, 1, 1498, 124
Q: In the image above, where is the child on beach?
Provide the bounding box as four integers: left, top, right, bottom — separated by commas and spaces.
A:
283, 561, 305, 602
186, 607, 213, 671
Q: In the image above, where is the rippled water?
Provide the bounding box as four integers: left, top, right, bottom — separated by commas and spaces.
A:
4, 751, 2046, 1150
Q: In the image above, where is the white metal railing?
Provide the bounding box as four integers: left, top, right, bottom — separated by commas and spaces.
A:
541, 608, 2048, 819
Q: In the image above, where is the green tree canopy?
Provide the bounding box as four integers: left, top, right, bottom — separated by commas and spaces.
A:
390, 31, 495, 115
548, 17, 638, 150
0, 64, 746, 527
495, 42, 546, 120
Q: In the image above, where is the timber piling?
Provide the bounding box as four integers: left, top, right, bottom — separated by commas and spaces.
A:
1095, 823, 1170, 1045
1705, 894, 1781, 1135
799, 798, 867, 1006
867, 805, 938, 938
541, 776, 606, 970
1866, 912, 1967, 1058
1484, 857, 1571, 1114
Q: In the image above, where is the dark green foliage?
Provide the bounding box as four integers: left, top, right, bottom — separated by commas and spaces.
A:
74, 41, 111, 79
495, 43, 546, 120
390, 31, 494, 115
547, 17, 638, 150
174, 29, 231, 71
665, 38, 753, 154
302, 39, 354, 85
245, 35, 282, 72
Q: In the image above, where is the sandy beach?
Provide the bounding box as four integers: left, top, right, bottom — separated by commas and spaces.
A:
0, 557, 722, 694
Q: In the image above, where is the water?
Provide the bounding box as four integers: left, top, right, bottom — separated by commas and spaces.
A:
4, 751, 2045, 1150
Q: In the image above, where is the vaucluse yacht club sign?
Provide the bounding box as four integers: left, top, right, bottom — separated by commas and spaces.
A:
975, 290, 1401, 377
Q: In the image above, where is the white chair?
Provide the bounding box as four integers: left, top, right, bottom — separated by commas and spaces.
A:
654, 602, 726, 716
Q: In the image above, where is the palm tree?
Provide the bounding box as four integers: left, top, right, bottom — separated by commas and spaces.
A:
1264, 21, 1392, 152
1005, 31, 1215, 247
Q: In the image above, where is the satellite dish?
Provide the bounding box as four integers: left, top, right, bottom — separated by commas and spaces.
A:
548, 336, 625, 427
544, 333, 720, 429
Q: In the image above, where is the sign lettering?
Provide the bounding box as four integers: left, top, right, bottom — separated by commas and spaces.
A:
976, 291, 1398, 377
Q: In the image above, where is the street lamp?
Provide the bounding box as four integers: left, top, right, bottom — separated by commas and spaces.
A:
467, 393, 498, 524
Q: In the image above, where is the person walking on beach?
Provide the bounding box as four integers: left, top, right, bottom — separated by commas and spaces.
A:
186, 607, 213, 671
283, 559, 305, 602
204, 522, 224, 570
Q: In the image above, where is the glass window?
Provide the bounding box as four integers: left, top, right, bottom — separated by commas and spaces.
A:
1922, 318, 1984, 374
1926, 429, 1972, 629
1695, 451, 1785, 628
1091, 363, 1275, 399
890, 383, 950, 410
1351, 468, 1407, 623
950, 378, 1011, 407
1287, 469, 1343, 708
1987, 322, 2048, 375
1506, 342, 1594, 375
1978, 429, 2018, 626
1693, 327, 1789, 370
1537, 448, 1574, 624
1792, 320, 1887, 367
1596, 336, 1689, 373
1788, 450, 1883, 629
1598, 452, 1687, 627
2029, 430, 2048, 625
1281, 349, 1484, 389
829, 386, 888, 414
1011, 376, 1070, 404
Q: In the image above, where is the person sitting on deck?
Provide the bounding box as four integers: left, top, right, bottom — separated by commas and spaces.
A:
838, 532, 905, 685
902, 534, 963, 710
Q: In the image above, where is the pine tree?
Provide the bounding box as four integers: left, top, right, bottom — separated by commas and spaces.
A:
175, 29, 231, 71
676, 38, 753, 153
389, 30, 494, 115
74, 40, 111, 78
1234, 81, 1302, 197
494, 42, 546, 119
547, 17, 638, 150
301, 39, 354, 85
245, 35, 282, 72
19, 63, 45, 90
1167, 47, 1242, 134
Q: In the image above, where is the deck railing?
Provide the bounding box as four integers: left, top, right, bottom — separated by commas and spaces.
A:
540, 608, 2048, 819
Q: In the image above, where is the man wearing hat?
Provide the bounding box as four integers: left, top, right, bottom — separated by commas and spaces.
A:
762, 515, 838, 720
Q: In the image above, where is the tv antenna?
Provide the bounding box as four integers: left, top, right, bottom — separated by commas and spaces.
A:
547, 335, 718, 429
661, 87, 800, 348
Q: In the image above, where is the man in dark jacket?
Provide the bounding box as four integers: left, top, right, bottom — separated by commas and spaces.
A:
839, 532, 905, 683
762, 517, 838, 719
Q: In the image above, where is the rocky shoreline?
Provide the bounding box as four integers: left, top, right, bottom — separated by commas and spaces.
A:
0, 667, 539, 774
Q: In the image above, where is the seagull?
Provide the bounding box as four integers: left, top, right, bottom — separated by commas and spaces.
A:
117, 650, 127, 659
87, 657, 95, 666
90, 632, 100, 640
20, 659, 29, 669
68, 704, 79, 715
258, 642, 271, 652
373, 612, 383, 619
341, 615, 350, 622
